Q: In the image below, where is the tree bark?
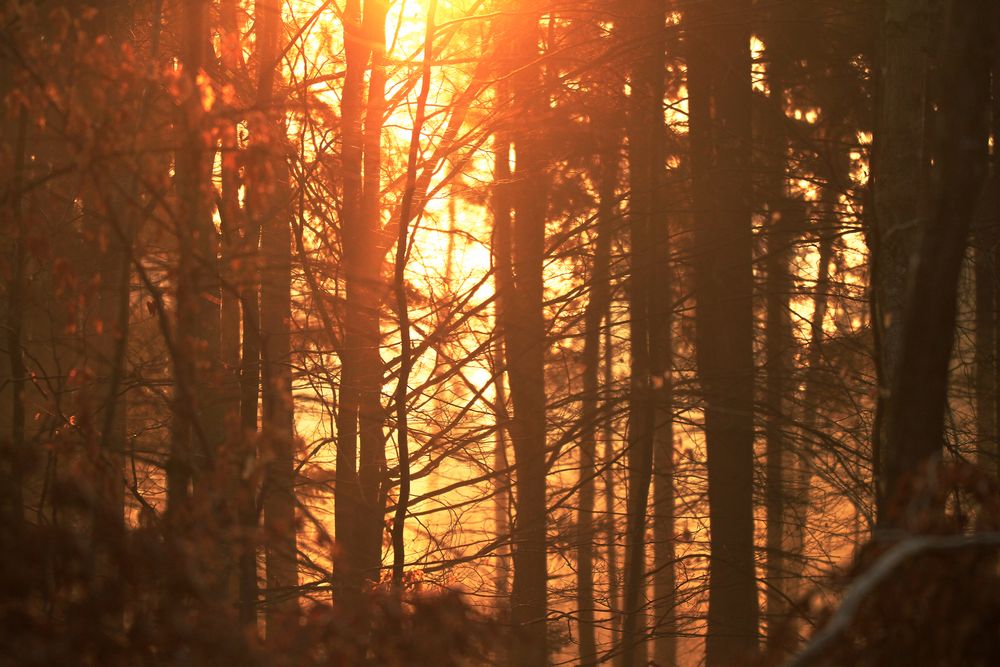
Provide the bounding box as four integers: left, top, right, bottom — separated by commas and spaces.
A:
687, 0, 760, 663
254, 0, 298, 629
577, 127, 616, 667
621, 1, 668, 665
2, 107, 28, 528
879, 0, 992, 526
335, 0, 389, 597
497, 3, 549, 663
218, 0, 258, 627
870, 0, 932, 520
603, 312, 623, 667
758, 40, 796, 655
170, 0, 225, 530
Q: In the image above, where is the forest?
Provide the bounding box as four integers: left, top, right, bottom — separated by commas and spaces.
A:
1, 0, 999, 665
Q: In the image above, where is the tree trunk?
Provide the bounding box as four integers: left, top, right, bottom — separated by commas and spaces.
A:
577, 128, 616, 667
498, 3, 549, 663
621, 2, 668, 665
335, 0, 389, 597
603, 312, 623, 667
2, 107, 28, 528
870, 0, 932, 520
218, 0, 258, 627
785, 223, 835, 629
254, 0, 298, 630
492, 130, 514, 666
759, 44, 796, 655
879, 0, 992, 526
687, 0, 760, 663
170, 0, 225, 531
985, 24, 1000, 481
391, 0, 437, 588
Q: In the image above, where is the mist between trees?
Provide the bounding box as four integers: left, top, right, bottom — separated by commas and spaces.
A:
1, 0, 999, 665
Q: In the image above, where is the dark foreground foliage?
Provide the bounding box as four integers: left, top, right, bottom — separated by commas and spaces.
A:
0, 489, 493, 667
760, 464, 1000, 667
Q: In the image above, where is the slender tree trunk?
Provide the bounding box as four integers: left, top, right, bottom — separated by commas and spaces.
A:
336, 0, 389, 596
253, 0, 298, 628
621, 2, 667, 665
975, 216, 996, 469
651, 180, 676, 667
763, 199, 796, 655
239, 209, 262, 623
786, 225, 835, 610
218, 0, 257, 626
498, 3, 549, 662
493, 332, 512, 607
357, 0, 389, 591
335, 0, 365, 598
603, 312, 623, 667
492, 130, 514, 665
577, 129, 616, 667
687, 0, 760, 663
391, 0, 437, 588
237, 0, 262, 611
759, 44, 796, 655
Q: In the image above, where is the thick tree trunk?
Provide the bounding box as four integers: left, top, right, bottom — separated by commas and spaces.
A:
2, 108, 28, 528
687, 0, 760, 663
870, 0, 932, 520
879, 0, 992, 526
170, 0, 225, 531
991, 14, 1000, 482
982, 28, 1000, 480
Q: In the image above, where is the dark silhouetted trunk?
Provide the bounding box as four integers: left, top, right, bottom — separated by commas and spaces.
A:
254, 0, 298, 628
577, 128, 616, 667
2, 108, 28, 528
170, 0, 225, 529
687, 0, 760, 663
879, 0, 992, 525
870, 0, 932, 520
335, 0, 389, 597
492, 128, 514, 666
603, 310, 623, 667
497, 2, 549, 663
758, 34, 796, 655
621, 2, 668, 665
218, 0, 257, 627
